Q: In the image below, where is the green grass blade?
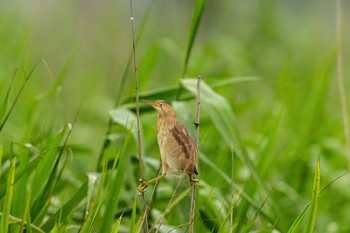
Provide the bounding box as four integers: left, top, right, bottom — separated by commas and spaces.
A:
0, 63, 39, 133
0, 67, 19, 121
11, 148, 31, 232
0, 148, 42, 198
217, 191, 241, 233
234, 103, 284, 229
199, 151, 276, 225
79, 159, 110, 232
0, 144, 2, 176
79, 200, 99, 233
129, 196, 137, 233
287, 203, 311, 233
288, 159, 321, 233
304, 159, 321, 233
242, 195, 269, 233
41, 181, 88, 231
21, 185, 32, 233
1, 155, 16, 233
112, 213, 123, 233
98, 130, 131, 232
30, 124, 70, 221
183, 0, 207, 76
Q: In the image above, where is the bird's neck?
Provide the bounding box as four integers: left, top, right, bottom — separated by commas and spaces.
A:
157, 116, 177, 133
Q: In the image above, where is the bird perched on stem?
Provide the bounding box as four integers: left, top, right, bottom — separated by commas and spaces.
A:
138, 100, 198, 193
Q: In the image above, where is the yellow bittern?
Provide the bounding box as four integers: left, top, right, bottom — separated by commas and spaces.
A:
138, 100, 198, 193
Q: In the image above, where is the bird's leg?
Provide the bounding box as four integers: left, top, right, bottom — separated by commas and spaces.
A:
138, 173, 166, 193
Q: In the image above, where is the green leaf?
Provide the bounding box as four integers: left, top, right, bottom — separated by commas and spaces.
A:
109, 108, 139, 143
181, 78, 270, 194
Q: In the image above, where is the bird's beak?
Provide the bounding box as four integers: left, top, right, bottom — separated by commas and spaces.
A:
142, 100, 156, 108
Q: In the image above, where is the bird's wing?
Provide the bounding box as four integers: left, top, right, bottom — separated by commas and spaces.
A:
170, 122, 198, 174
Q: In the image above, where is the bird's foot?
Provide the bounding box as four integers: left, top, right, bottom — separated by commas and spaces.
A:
189, 175, 199, 186
138, 179, 148, 195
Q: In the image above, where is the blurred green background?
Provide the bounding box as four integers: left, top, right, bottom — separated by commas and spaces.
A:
1, 0, 350, 232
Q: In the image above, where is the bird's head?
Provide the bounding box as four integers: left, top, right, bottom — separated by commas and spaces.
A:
142, 100, 176, 118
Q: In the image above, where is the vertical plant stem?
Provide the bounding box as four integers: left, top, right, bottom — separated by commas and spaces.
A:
189, 76, 201, 233
96, 1, 154, 170
129, 1, 149, 232
230, 144, 234, 233
335, 0, 350, 171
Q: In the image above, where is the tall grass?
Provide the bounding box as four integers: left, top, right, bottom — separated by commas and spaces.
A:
1, 1, 350, 233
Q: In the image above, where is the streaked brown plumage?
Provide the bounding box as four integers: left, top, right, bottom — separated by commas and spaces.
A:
138, 100, 198, 193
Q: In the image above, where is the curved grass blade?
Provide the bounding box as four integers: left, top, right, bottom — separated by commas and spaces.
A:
0, 62, 39, 133
304, 159, 321, 233
0, 67, 20, 121
242, 195, 269, 233
287, 203, 310, 233
287, 159, 321, 233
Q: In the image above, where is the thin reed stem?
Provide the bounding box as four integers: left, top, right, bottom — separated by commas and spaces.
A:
335, 0, 350, 171
129, 0, 149, 232
96, 1, 154, 170
189, 76, 201, 233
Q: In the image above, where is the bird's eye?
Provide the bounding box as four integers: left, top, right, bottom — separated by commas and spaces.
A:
159, 103, 163, 107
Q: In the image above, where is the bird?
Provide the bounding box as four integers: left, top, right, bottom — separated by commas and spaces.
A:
138, 100, 198, 193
